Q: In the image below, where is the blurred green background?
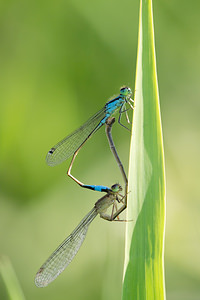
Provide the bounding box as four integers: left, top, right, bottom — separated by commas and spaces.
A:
0, 0, 199, 299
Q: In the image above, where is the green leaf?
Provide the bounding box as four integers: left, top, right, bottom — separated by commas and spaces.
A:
122, 0, 166, 299
0, 256, 26, 300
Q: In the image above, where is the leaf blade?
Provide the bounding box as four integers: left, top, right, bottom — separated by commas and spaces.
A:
122, 0, 166, 299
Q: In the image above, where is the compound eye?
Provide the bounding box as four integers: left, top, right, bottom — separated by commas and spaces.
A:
120, 87, 127, 94
120, 86, 131, 96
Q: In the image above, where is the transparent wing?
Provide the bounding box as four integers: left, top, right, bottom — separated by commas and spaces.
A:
35, 208, 97, 287
46, 107, 106, 166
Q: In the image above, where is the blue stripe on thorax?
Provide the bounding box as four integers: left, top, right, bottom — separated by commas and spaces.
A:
100, 96, 125, 126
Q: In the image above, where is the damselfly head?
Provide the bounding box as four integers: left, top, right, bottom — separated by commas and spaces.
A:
120, 86, 132, 97
111, 183, 122, 193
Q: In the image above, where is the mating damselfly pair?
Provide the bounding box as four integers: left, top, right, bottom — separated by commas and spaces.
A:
35, 87, 134, 287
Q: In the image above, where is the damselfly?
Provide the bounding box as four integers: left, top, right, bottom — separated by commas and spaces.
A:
46, 87, 133, 192
35, 183, 125, 287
